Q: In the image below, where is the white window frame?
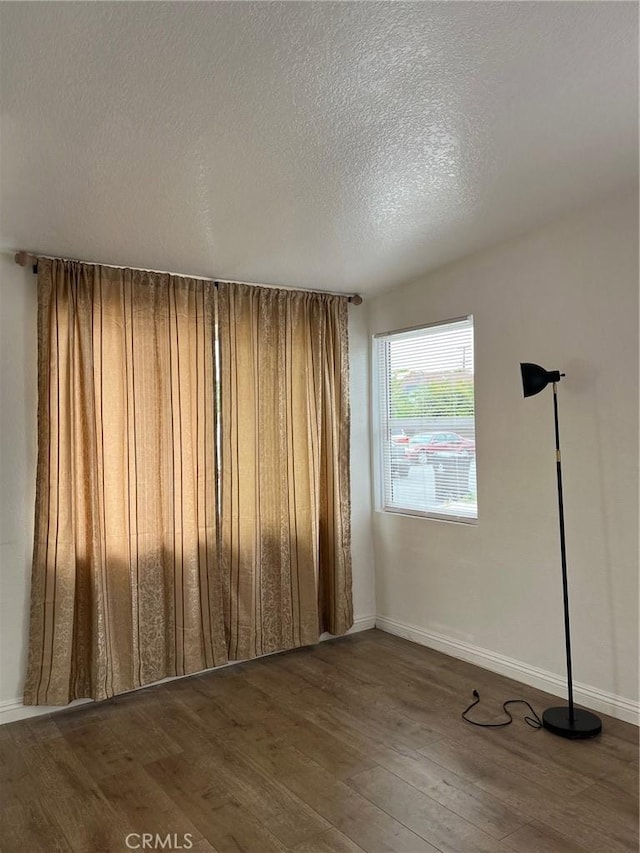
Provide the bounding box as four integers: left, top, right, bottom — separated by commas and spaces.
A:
372, 315, 477, 525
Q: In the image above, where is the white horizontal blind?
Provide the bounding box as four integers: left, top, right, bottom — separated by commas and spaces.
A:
375, 316, 477, 522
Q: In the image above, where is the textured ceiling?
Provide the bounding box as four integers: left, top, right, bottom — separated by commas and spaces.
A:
1, 2, 637, 295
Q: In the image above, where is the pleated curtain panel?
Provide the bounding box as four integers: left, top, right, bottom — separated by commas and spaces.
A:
24, 259, 352, 705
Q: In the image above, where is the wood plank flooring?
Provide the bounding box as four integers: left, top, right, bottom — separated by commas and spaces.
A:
1, 629, 637, 852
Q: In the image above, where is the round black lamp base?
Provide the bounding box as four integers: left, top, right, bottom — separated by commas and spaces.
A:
542, 706, 602, 739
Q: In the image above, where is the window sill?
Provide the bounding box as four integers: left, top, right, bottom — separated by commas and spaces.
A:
376, 507, 478, 526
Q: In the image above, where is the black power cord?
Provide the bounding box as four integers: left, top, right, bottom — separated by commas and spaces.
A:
462, 689, 543, 729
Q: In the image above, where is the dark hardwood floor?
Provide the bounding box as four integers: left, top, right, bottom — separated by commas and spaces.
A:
1, 629, 638, 852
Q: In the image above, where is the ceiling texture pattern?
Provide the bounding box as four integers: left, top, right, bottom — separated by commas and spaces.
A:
1, 2, 637, 294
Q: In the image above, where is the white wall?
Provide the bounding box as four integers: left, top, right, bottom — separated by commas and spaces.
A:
348, 307, 376, 627
369, 190, 639, 722
0, 257, 374, 721
0, 256, 38, 719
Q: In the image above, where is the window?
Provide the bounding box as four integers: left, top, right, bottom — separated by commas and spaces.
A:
374, 315, 477, 522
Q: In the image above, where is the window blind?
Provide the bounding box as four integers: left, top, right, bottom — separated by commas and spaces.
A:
374, 316, 477, 522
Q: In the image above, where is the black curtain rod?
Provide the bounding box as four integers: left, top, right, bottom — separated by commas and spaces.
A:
13, 251, 363, 304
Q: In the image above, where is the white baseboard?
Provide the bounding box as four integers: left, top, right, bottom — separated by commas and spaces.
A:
347, 614, 377, 633
318, 612, 376, 643
0, 696, 93, 724
0, 613, 377, 725
375, 615, 640, 726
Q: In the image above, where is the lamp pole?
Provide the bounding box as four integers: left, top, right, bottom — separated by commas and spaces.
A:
552, 382, 575, 724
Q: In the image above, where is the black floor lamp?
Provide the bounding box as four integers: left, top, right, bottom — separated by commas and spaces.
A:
520, 363, 602, 739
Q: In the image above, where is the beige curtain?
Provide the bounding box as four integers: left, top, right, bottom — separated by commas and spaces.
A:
217, 284, 352, 661
25, 264, 352, 705
24, 259, 227, 704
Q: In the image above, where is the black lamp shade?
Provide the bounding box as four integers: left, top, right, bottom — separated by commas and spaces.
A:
520, 363, 562, 397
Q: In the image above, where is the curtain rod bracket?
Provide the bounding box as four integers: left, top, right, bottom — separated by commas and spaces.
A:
15, 250, 38, 273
